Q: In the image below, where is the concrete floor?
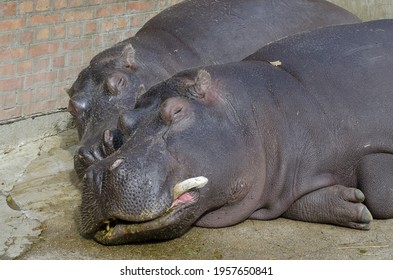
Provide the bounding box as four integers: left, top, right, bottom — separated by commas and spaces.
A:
1, 126, 393, 260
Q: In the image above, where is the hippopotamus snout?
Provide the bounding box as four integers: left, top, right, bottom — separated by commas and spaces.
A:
85, 157, 172, 218
79, 136, 210, 244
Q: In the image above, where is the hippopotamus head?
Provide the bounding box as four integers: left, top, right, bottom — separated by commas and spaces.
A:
79, 66, 266, 244
67, 44, 146, 178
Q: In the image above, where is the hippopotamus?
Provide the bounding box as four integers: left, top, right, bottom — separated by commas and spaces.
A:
79, 19, 393, 245
67, 0, 360, 178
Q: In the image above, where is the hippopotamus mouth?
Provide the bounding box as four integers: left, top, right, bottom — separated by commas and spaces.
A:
87, 177, 208, 245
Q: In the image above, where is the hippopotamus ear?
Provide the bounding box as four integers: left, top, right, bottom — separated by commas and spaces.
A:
195, 70, 211, 95
106, 71, 145, 98
120, 44, 138, 70
106, 72, 128, 95
187, 70, 214, 103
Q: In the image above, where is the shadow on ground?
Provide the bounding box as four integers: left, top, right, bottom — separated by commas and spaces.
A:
1, 128, 392, 260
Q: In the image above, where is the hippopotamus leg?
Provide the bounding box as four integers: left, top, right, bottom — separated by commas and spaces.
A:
264, 153, 393, 229
356, 153, 393, 219
278, 186, 372, 230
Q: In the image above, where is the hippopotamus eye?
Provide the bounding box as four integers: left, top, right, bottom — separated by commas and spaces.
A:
160, 97, 189, 125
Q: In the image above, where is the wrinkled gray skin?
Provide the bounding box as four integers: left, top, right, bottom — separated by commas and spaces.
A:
80, 20, 393, 245
67, 0, 360, 178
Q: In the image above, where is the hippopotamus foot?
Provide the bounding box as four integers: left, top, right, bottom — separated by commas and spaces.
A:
357, 153, 393, 219
282, 185, 372, 230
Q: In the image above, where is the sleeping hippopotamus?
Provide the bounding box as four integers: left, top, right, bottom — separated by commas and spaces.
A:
79, 19, 393, 245
67, 0, 360, 178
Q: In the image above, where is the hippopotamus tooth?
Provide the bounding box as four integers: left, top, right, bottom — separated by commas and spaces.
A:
173, 176, 208, 200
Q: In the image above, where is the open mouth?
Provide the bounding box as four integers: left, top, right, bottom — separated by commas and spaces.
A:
93, 176, 208, 245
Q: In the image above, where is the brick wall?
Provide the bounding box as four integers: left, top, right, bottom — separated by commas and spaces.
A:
0, 0, 183, 123
1, 0, 391, 124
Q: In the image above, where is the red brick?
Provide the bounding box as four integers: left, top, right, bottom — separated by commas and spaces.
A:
33, 86, 52, 102
36, 0, 51, 11
19, 31, 33, 45
58, 67, 79, 81
23, 99, 57, 115
69, 0, 84, 8
56, 95, 69, 108
0, 107, 22, 120
24, 71, 57, 87
52, 25, 66, 39
52, 83, 70, 98
130, 14, 145, 27
67, 52, 84, 66
85, 21, 98, 34
0, 77, 23, 91
34, 57, 50, 72
67, 23, 83, 37
0, 33, 13, 48
116, 17, 128, 29
88, 0, 101, 5
0, 18, 26, 32
30, 14, 61, 26
17, 60, 33, 75
64, 10, 93, 22
0, 2, 16, 16
95, 36, 104, 48
97, 4, 124, 17
28, 42, 60, 57
124, 29, 138, 38
53, 56, 65, 68
95, 33, 123, 48
0, 48, 25, 61
17, 90, 33, 105
102, 19, 114, 32
63, 39, 90, 51
126, 1, 153, 12
157, 0, 170, 9
19, 1, 34, 14
145, 12, 157, 22
3, 92, 17, 108
35, 28, 50, 41
54, 0, 67, 10
0, 64, 14, 77
82, 50, 97, 64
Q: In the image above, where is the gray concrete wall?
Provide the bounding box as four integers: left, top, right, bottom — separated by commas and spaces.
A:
329, 0, 393, 20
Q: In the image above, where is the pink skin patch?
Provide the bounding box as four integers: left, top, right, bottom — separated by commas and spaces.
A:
110, 159, 124, 171
171, 192, 195, 208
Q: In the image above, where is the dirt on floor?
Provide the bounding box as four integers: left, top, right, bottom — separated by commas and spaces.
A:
1, 128, 392, 260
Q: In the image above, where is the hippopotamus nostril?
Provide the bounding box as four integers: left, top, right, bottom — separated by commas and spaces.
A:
117, 112, 135, 136
67, 99, 78, 117
86, 166, 103, 194
78, 146, 95, 164
68, 97, 89, 116
102, 129, 123, 154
